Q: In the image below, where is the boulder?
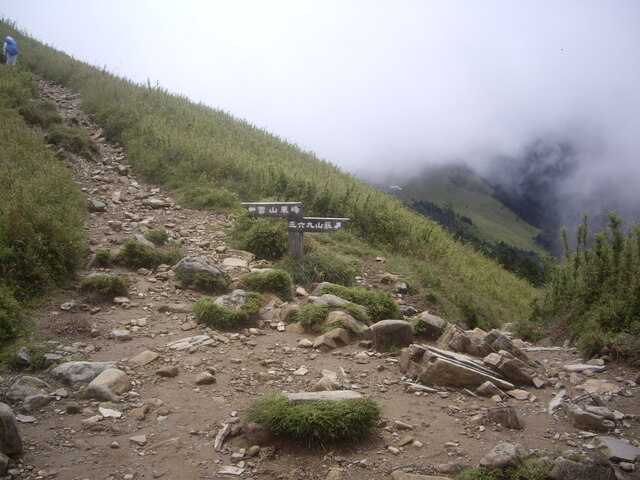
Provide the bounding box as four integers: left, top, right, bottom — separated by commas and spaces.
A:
7, 376, 49, 402
596, 436, 640, 463
479, 442, 525, 469
79, 368, 131, 401
483, 352, 533, 385
174, 257, 228, 282
416, 312, 445, 339
365, 320, 413, 350
312, 328, 352, 351
436, 324, 470, 352
400, 344, 515, 390
324, 310, 368, 333
309, 294, 366, 316
214, 289, 249, 310
487, 406, 525, 430
311, 282, 337, 295
570, 406, 615, 432
51, 361, 116, 385
484, 330, 527, 360
548, 456, 616, 480
0, 403, 22, 455
476, 381, 505, 398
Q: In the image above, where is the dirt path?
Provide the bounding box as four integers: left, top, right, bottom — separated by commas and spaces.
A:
1, 79, 639, 480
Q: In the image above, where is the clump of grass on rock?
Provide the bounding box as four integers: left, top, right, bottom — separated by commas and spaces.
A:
115, 239, 182, 270
239, 270, 293, 300
0, 341, 49, 371
80, 274, 129, 300
193, 292, 264, 330
276, 251, 358, 287
247, 393, 381, 445
295, 303, 368, 333
176, 272, 229, 294
319, 285, 401, 323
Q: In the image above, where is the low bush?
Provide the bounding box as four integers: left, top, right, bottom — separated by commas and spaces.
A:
18, 100, 61, 129
46, 125, 99, 159
247, 393, 381, 445
144, 228, 169, 246
192, 292, 264, 329
80, 274, 129, 300
115, 240, 182, 270
232, 214, 288, 260
454, 455, 554, 480
276, 251, 358, 287
175, 271, 229, 294
318, 285, 401, 323
239, 270, 293, 300
94, 250, 113, 267
0, 284, 24, 344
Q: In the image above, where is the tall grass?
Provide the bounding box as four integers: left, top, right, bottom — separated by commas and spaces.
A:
0, 19, 538, 326
523, 212, 640, 363
0, 64, 86, 343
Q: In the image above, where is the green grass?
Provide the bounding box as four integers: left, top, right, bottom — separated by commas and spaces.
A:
319, 284, 401, 323
115, 239, 182, 270
0, 341, 49, 371
276, 249, 358, 287
192, 292, 264, 329
232, 213, 289, 260
80, 274, 129, 300
176, 271, 229, 294
247, 393, 381, 445
144, 228, 169, 245
454, 455, 554, 480
46, 125, 99, 159
0, 19, 539, 329
239, 270, 293, 300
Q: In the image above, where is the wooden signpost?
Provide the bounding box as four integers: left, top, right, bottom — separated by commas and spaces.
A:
241, 202, 349, 257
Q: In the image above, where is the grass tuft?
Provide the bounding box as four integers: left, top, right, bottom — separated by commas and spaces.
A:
192, 292, 264, 330
115, 239, 182, 270
247, 393, 381, 445
319, 285, 401, 323
239, 270, 293, 300
276, 250, 358, 287
80, 274, 129, 300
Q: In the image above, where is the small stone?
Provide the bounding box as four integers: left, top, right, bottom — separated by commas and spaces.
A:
156, 366, 179, 378
388, 446, 401, 455
110, 441, 120, 449
195, 372, 217, 385
129, 435, 147, 446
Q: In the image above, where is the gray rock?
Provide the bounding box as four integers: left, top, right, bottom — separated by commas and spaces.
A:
42, 353, 64, 369
79, 368, 131, 401
479, 442, 525, 469
129, 350, 159, 366
142, 198, 166, 209
311, 282, 337, 295
284, 391, 362, 403
195, 372, 216, 385
175, 257, 228, 282
548, 456, 616, 480
0, 403, 22, 455
156, 366, 179, 378
416, 312, 446, 339
214, 289, 249, 310
7, 376, 49, 402
483, 352, 533, 385
324, 310, 368, 333
564, 363, 606, 373
364, 320, 413, 350
484, 330, 527, 359
476, 381, 505, 397
22, 394, 53, 412
570, 406, 614, 432
399, 305, 418, 317
436, 324, 471, 353
0, 452, 8, 476
88, 200, 106, 212
487, 406, 525, 430
596, 436, 640, 463
133, 234, 155, 248
51, 361, 116, 385
312, 328, 352, 351
15, 347, 31, 366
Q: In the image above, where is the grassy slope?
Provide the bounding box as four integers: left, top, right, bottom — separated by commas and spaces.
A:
1, 19, 538, 327
393, 165, 544, 254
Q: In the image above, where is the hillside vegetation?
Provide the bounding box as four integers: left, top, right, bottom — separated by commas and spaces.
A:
0, 20, 537, 330
0, 65, 86, 343
522, 213, 640, 364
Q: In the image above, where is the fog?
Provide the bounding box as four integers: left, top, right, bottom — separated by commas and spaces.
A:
2, 0, 640, 224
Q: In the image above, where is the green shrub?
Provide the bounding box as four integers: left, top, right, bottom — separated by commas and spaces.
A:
0, 284, 24, 344
144, 229, 169, 245
247, 393, 381, 445
192, 292, 265, 329
115, 240, 182, 269
232, 215, 288, 260
175, 271, 229, 294
319, 285, 401, 323
297, 304, 330, 331
80, 274, 129, 299
46, 125, 99, 159
276, 251, 357, 287
18, 100, 61, 129
454, 455, 554, 480
239, 270, 293, 300
95, 250, 113, 266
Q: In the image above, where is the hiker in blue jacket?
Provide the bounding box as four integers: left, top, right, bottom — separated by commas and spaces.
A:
3, 36, 18, 66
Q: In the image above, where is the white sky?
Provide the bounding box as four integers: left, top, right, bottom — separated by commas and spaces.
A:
2, 0, 640, 187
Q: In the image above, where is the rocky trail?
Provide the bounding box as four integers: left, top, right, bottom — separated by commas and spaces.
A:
1, 78, 640, 480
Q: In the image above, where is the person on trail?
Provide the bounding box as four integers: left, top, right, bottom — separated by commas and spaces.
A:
3, 36, 18, 66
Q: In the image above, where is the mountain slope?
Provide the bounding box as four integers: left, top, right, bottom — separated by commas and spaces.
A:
388, 164, 544, 255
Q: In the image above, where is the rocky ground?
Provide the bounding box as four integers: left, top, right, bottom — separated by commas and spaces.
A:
1, 79, 640, 480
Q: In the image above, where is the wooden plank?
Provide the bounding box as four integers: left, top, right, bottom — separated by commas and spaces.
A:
287, 217, 350, 233
241, 202, 303, 218
288, 231, 304, 257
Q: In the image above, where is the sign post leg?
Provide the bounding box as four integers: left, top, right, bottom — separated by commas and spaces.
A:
288, 231, 304, 258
